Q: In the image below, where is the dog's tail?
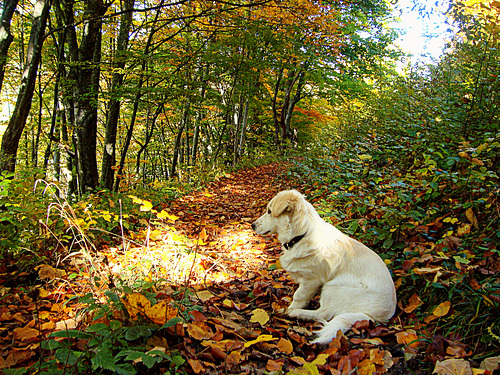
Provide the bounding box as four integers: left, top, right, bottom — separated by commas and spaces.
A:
311, 313, 373, 344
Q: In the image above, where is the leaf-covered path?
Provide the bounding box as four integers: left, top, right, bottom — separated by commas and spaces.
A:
2, 162, 495, 374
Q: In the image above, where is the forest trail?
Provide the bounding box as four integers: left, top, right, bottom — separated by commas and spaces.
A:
105, 162, 293, 287
2, 162, 479, 374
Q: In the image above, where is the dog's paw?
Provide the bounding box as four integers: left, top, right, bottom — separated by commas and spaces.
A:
286, 307, 300, 318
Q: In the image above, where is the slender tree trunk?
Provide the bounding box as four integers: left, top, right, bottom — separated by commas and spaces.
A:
114, 7, 161, 192
0, 0, 50, 173
171, 102, 190, 178
0, 0, 19, 94
100, 0, 134, 190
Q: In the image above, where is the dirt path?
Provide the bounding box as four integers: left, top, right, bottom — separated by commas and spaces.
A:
105, 162, 293, 287
0, 162, 414, 374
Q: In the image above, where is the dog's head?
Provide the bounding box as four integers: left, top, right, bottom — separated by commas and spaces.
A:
252, 190, 309, 243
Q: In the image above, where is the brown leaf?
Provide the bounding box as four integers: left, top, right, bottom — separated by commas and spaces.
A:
226, 350, 246, 366
465, 208, 478, 228
37, 264, 66, 280
0, 350, 34, 369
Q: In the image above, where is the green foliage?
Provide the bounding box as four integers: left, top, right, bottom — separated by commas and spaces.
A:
33, 289, 188, 374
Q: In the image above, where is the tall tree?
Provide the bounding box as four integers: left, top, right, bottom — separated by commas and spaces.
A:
58, 0, 109, 193
0, 0, 19, 94
0, 0, 50, 173
100, 0, 135, 190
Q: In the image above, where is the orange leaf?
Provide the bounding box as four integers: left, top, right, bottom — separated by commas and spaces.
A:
187, 322, 214, 340
266, 359, 284, 372
396, 330, 421, 348
277, 338, 293, 354
226, 350, 246, 366
432, 301, 451, 317
188, 358, 205, 374
13, 326, 39, 341
358, 359, 377, 375
403, 293, 422, 313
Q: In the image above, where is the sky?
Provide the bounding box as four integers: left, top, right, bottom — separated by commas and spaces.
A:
391, 0, 454, 65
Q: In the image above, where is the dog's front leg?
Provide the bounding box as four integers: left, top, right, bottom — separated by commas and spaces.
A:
287, 282, 321, 315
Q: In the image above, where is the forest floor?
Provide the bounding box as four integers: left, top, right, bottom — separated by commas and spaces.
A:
0, 162, 497, 374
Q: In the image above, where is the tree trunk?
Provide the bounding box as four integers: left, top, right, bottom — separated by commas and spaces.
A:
73, 0, 108, 193
114, 7, 161, 192
0, 0, 19, 94
100, 0, 134, 190
0, 0, 50, 173
171, 102, 190, 178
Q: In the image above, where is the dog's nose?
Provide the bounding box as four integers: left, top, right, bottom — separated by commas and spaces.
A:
251, 223, 256, 230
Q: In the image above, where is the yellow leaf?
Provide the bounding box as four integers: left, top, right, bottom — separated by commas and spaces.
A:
244, 334, 277, 348
286, 363, 319, 375
432, 301, 451, 317
249, 308, 270, 326
140, 200, 153, 212
457, 224, 471, 236
465, 208, 479, 228
358, 359, 377, 375
203, 191, 214, 197
311, 353, 329, 365
196, 290, 215, 302
157, 210, 179, 222
358, 154, 372, 161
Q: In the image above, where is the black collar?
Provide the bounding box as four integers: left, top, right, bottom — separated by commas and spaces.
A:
283, 233, 307, 250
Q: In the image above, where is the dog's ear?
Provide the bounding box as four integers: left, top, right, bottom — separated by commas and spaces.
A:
270, 191, 301, 218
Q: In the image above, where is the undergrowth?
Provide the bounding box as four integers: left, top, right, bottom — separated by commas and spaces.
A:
288, 130, 500, 361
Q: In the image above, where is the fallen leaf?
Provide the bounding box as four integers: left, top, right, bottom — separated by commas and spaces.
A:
432, 301, 451, 317
357, 359, 377, 375
311, 353, 329, 365
37, 264, 66, 280
226, 350, 246, 366
267, 359, 284, 372
188, 358, 205, 374
249, 308, 270, 326
187, 322, 214, 340
13, 325, 39, 341
396, 329, 421, 348
244, 334, 277, 348
434, 358, 472, 375
277, 338, 293, 354
404, 293, 423, 313
480, 356, 500, 371
465, 208, 478, 228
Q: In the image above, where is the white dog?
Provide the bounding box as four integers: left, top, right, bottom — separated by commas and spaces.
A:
252, 190, 396, 344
